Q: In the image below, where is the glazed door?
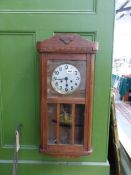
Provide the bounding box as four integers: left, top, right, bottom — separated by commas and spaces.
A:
0, 1, 114, 175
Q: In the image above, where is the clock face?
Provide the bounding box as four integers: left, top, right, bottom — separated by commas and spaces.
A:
51, 64, 81, 94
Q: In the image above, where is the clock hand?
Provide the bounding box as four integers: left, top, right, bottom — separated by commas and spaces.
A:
65, 77, 68, 81
55, 78, 65, 80
65, 77, 68, 86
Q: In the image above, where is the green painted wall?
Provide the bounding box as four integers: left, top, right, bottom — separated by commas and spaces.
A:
0, 1, 114, 174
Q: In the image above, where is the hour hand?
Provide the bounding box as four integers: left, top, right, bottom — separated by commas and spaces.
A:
64, 77, 68, 83
55, 78, 65, 80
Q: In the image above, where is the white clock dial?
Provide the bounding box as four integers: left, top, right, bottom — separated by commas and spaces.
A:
51, 64, 81, 94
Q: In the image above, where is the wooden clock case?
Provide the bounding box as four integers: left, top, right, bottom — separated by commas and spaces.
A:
37, 34, 98, 157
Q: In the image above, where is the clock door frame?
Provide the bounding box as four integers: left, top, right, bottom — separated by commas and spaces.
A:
39, 53, 95, 157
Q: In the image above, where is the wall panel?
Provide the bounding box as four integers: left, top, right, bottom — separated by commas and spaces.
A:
0, 33, 39, 149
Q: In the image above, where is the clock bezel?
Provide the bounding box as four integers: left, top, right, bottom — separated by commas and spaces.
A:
47, 56, 87, 99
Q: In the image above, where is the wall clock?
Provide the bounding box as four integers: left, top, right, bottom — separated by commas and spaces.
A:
37, 34, 98, 157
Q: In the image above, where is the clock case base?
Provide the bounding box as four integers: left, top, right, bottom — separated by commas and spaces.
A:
40, 147, 93, 158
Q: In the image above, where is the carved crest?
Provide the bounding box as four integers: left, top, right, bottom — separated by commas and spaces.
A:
59, 35, 74, 44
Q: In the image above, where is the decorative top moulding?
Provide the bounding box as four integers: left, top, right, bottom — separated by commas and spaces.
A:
37, 34, 99, 54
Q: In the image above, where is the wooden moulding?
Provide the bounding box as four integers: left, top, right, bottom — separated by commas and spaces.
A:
40, 145, 93, 158
56, 103, 60, 144
37, 34, 98, 54
71, 104, 75, 145
47, 97, 85, 104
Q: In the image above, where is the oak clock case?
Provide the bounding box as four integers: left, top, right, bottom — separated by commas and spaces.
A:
37, 34, 98, 157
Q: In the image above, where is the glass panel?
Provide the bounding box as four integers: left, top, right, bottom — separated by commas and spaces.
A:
48, 104, 57, 144
47, 59, 86, 98
59, 104, 72, 144
75, 104, 84, 144
48, 104, 84, 145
